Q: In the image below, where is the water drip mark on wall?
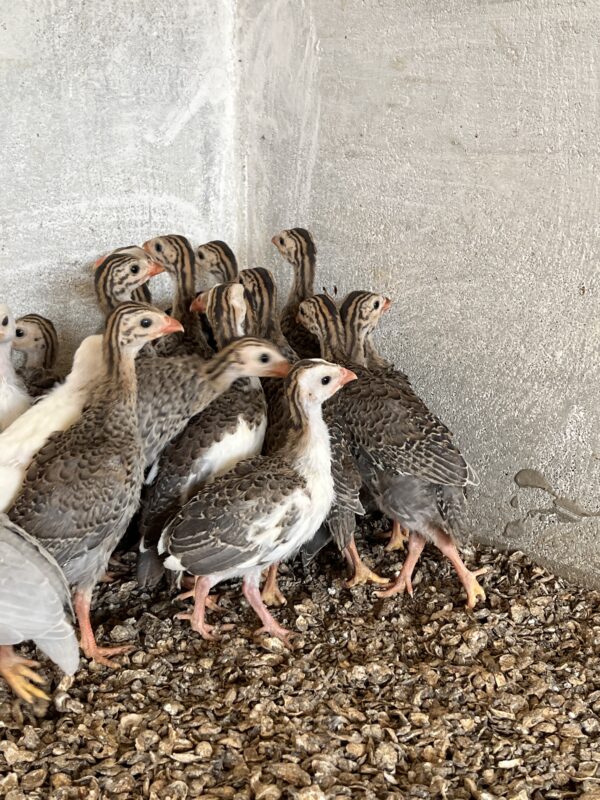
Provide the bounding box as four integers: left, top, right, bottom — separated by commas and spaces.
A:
504, 468, 600, 538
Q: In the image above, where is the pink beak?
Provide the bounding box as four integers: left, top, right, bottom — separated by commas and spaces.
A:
160, 316, 184, 335
147, 261, 165, 278
339, 368, 358, 386
190, 294, 207, 313
383, 297, 392, 312
268, 360, 292, 378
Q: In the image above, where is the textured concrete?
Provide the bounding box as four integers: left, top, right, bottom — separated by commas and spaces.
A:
0, 1, 598, 584
236, 0, 600, 586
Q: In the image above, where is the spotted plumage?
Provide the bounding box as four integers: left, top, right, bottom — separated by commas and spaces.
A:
9, 302, 183, 665
14, 314, 62, 396
272, 227, 321, 358
159, 359, 355, 644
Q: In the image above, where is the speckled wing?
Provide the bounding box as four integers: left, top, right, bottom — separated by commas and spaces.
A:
9, 407, 141, 585
341, 366, 469, 488
19, 367, 63, 398
136, 355, 220, 467
0, 516, 79, 674
325, 410, 364, 515
162, 457, 306, 576
280, 310, 320, 359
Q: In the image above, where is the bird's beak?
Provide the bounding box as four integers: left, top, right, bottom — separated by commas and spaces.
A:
339, 368, 358, 386
147, 261, 165, 278
270, 235, 279, 246
142, 241, 154, 257
160, 316, 184, 335
268, 360, 292, 378
190, 293, 207, 313
383, 297, 392, 312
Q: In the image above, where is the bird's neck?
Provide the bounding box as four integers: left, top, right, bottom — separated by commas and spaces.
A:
289, 400, 332, 483
284, 254, 315, 314
102, 340, 138, 406
24, 349, 46, 369
344, 323, 370, 366
213, 306, 245, 350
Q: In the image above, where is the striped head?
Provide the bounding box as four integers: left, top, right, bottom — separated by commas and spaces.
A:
209, 337, 291, 383
238, 267, 277, 338
190, 282, 247, 348
339, 291, 392, 365
296, 294, 345, 359
285, 359, 357, 426
0, 305, 17, 345
196, 240, 238, 288
271, 228, 316, 267
142, 234, 195, 275
94, 246, 165, 315
14, 314, 59, 369
103, 302, 183, 374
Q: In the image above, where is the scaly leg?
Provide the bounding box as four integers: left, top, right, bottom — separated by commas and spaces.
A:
384, 520, 410, 552
431, 530, 488, 609
243, 575, 294, 648
176, 586, 222, 612
0, 646, 48, 703
375, 531, 426, 598
74, 590, 134, 668
261, 563, 287, 607
175, 576, 220, 640
344, 537, 389, 587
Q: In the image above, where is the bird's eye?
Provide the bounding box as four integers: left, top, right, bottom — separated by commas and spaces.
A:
15, 328, 24, 337
374, 300, 380, 310
321, 376, 331, 385
155, 243, 163, 253
197, 251, 205, 260
140, 318, 152, 328
279, 238, 284, 246
259, 353, 270, 363
130, 264, 140, 275
1, 316, 8, 327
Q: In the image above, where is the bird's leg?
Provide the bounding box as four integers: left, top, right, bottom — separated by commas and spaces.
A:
261, 563, 287, 607
0, 645, 49, 704
344, 537, 389, 587
384, 520, 410, 552
176, 583, 222, 612
243, 575, 294, 648
175, 576, 220, 639
431, 530, 488, 609
74, 589, 134, 668
375, 531, 426, 598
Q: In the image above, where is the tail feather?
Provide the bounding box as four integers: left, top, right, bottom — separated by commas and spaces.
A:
35, 625, 80, 675
137, 547, 165, 589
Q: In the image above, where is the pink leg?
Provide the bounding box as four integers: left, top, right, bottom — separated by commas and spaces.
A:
74, 589, 133, 668
261, 563, 287, 607
344, 537, 389, 587
431, 530, 488, 609
242, 576, 294, 648
375, 531, 426, 598
175, 576, 220, 639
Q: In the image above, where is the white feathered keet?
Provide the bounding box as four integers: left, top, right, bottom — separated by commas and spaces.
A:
0, 334, 104, 512
0, 304, 31, 432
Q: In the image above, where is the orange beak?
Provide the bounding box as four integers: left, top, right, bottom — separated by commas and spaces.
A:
268, 360, 292, 378
142, 241, 155, 257
271, 235, 279, 247
160, 316, 184, 335
339, 368, 358, 386
147, 261, 165, 278
383, 297, 392, 312
190, 293, 207, 313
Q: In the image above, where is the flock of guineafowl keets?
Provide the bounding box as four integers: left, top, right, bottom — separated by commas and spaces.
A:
0, 228, 485, 704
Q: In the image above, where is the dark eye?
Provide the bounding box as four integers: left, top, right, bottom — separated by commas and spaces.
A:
321, 376, 331, 385
374, 301, 380, 310
197, 251, 205, 260
15, 328, 24, 337
140, 318, 152, 328
279, 238, 284, 246
259, 353, 270, 363
1, 316, 7, 327
130, 264, 140, 274
155, 243, 163, 253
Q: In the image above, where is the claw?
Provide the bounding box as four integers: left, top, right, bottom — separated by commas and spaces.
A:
254, 624, 296, 649
176, 611, 220, 640
374, 571, 413, 599
384, 521, 410, 552
0, 649, 49, 704
343, 538, 389, 588
464, 567, 489, 610
81, 643, 134, 669
261, 564, 287, 607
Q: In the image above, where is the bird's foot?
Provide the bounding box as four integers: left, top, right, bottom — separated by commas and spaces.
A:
254, 621, 296, 649
345, 559, 389, 588
261, 584, 287, 607
81, 643, 134, 669
176, 589, 222, 612
98, 571, 117, 584
463, 567, 489, 610
175, 611, 221, 641
374, 570, 413, 599
384, 522, 410, 552
0, 653, 49, 704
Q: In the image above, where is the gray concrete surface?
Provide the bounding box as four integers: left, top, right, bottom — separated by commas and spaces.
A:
0, 1, 598, 584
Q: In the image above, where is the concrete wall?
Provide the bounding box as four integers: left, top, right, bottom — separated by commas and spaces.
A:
1, 1, 598, 583
237, 0, 600, 585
